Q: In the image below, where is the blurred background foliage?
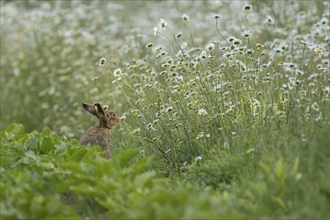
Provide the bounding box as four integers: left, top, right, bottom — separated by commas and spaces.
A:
0, 0, 227, 133
2, 0, 326, 136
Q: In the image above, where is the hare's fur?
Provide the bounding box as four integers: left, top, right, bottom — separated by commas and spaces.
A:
80, 126, 113, 159
79, 103, 120, 159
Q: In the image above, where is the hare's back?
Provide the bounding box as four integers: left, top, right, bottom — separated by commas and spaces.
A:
79, 126, 111, 150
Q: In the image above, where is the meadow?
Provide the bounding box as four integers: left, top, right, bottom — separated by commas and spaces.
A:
1, 1, 329, 219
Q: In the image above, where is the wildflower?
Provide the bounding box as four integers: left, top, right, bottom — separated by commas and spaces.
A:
195, 155, 203, 162
315, 113, 322, 122
319, 17, 328, 25
159, 19, 167, 30
160, 51, 167, 56
165, 106, 173, 112
198, 108, 208, 116
252, 98, 261, 107
289, 63, 296, 68
146, 42, 153, 48
213, 84, 222, 92
307, 73, 318, 81
246, 49, 254, 55
120, 114, 127, 120
233, 38, 242, 45
266, 15, 275, 24
246, 148, 255, 154
205, 42, 215, 51
227, 36, 236, 43
322, 59, 329, 65
311, 102, 320, 111
132, 128, 140, 135
324, 86, 330, 95
99, 57, 106, 66
295, 69, 305, 76
223, 91, 230, 97
314, 49, 322, 55
242, 30, 251, 38
220, 47, 228, 51
113, 68, 122, 77
153, 26, 158, 35
200, 51, 207, 59
196, 132, 204, 139
182, 14, 189, 21
146, 123, 153, 130
275, 48, 283, 54
282, 84, 288, 90
288, 81, 295, 90
243, 4, 252, 11
237, 60, 247, 71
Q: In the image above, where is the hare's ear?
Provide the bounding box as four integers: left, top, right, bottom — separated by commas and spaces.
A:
94, 103, 106, 118
82, 102, 99, 117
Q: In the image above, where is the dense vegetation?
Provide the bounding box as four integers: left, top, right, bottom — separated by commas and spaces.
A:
1, 1, 329, 219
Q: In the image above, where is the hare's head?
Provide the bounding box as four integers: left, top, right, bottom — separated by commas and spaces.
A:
82, 102, 120, 129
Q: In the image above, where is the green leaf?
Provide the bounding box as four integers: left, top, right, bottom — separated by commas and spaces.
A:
40, 127, 51, 136
273, 196, 286, 209
37, 162, 55, 170
69, 147, 88, 161
70, 184, 104, 198
133, 171, 156, 187
291, 157, 300, 176
3, 123, 25, 135
130, 157, 152, 174
40, 137, 55, 154
114, 149, 140, 168
60, 162, 83, 173
1, 123, 27, 143
24, 150, 39, 161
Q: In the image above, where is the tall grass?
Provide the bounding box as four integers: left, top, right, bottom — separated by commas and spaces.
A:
113, 4, 329, 176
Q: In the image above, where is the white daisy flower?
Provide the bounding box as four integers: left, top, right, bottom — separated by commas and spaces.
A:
99, 57, 106, 66
311, 102, 320, 111
181, 14, 189, 21
198, 108, 208, 116
113, 68, 122, 77
205, 43, 215, 51
159, 19, 167, 30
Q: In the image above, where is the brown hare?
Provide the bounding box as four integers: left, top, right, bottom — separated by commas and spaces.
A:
79, 102, 120, 159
